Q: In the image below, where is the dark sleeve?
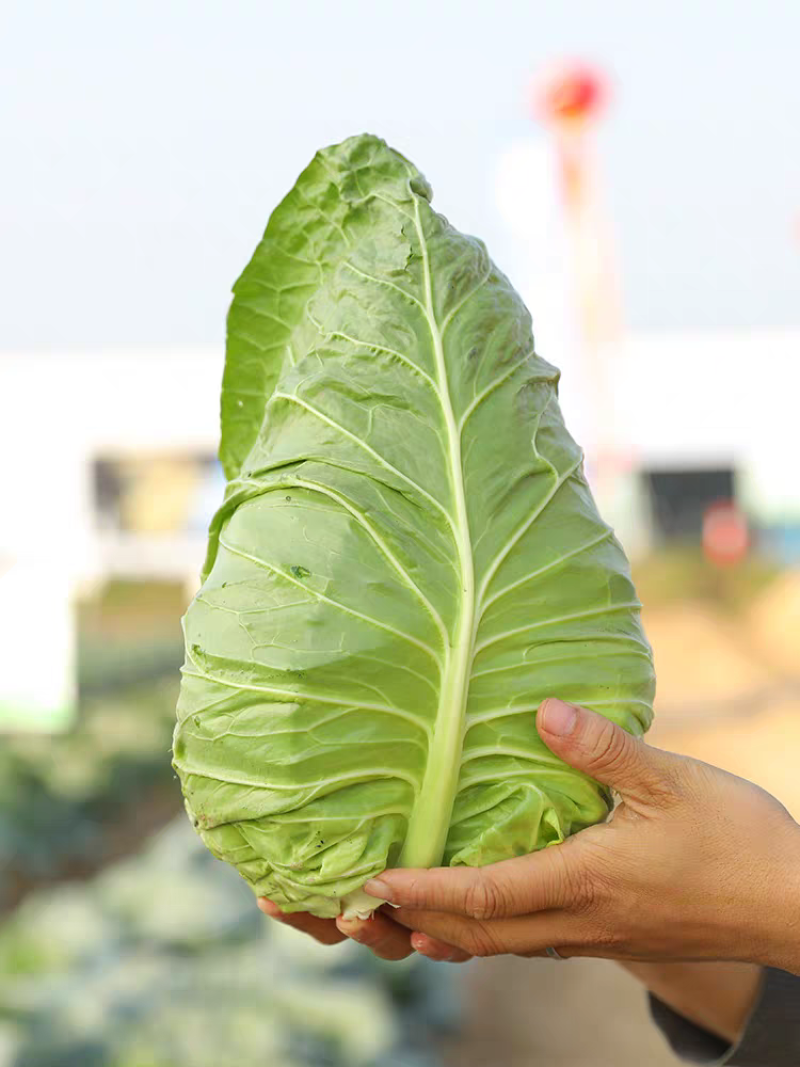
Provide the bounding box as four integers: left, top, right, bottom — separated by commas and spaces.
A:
649, 968, 800, 1066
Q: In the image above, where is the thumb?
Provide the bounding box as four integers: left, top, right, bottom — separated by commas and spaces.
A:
538, 698, 675, 803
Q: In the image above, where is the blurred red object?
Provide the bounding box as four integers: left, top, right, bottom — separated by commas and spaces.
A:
702, 500, 750, 567
532, 62, 608, 126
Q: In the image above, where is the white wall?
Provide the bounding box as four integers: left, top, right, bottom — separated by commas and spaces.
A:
0, 349, 222, 586
0, 349, 221, 727
608, 330, 799, 523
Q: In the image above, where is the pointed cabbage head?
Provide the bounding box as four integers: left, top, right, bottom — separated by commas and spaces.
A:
173, 134, 655, 918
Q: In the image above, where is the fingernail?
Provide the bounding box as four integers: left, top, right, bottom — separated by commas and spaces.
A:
336, 917, 364, 940
364, 878, 393, 902
258, 898, 282, 918
412, 933, 451, 960
540, 698, 578, 737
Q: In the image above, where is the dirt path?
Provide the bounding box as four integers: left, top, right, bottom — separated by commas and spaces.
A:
443, 957, 681, 1067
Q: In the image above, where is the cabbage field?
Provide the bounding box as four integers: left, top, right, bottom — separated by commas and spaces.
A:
0, 812, 456, 1067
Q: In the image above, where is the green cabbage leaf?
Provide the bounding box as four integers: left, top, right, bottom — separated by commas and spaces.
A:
173, 134, 654, 918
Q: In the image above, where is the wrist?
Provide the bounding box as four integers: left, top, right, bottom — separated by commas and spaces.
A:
621, 961, 762, 1045
749, 820, 800, 974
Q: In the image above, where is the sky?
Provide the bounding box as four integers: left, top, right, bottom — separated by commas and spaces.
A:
2, 0, 799, 353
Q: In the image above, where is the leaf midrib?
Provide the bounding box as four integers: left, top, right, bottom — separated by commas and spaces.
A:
396, 187, 476, 869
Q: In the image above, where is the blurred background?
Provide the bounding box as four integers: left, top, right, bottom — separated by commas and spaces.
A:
1, 1, 799, 1064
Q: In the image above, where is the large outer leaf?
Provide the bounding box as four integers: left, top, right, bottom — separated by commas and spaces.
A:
174, 134, 654, 918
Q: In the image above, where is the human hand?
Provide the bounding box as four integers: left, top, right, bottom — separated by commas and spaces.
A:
359, 699, 800, 971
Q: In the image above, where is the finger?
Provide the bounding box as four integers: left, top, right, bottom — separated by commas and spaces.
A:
410, 932, 472, 963
364, 847, 574, 919
258, 898, 347, 946
537, 698, 680, 804
392, 906, 595, 959
335, 912, 414, 960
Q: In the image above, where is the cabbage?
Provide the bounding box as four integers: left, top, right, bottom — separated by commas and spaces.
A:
173, 134, 654, 919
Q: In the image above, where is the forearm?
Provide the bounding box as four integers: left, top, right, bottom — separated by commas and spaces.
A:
619, 961, 763, 1044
